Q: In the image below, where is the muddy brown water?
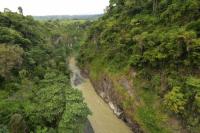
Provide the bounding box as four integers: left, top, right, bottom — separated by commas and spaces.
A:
69, 57, 132, 133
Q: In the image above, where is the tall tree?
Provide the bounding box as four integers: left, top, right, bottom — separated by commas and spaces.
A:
4, 8, 11, 13
153, 0, 159, 14
18, 6, 23, 15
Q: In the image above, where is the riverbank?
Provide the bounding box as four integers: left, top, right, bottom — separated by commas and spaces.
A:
69, 57, 132, 133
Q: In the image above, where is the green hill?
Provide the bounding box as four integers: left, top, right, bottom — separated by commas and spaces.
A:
78, 0, 200, 132
34, 14, 103, 21
0, 12, 90, 132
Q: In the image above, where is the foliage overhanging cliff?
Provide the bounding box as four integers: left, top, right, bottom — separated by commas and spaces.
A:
78, 0, 200, 132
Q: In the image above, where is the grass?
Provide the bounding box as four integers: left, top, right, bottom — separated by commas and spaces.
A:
89, 57, 105, 80
136, 106, 169, 133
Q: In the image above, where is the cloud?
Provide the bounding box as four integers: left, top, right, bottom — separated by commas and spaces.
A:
0, 0, 109, 15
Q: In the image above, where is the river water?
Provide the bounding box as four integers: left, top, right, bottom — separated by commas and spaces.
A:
69, 57, 132, 133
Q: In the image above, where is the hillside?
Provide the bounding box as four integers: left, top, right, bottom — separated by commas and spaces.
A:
0, 12, 90, 132
78, 0, 200, 133
34, 14, 103, 21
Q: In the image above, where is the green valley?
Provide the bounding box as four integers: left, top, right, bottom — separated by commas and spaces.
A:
0, 0, 200, 133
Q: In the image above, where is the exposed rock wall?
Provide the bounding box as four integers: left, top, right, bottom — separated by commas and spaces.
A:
81, 69, 143, 133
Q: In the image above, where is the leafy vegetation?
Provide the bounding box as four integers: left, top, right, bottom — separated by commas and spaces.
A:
34, 14, 102, 21
0, 11, 90, 132
79, 0, 200, 132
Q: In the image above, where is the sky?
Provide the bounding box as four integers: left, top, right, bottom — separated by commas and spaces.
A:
0, 0, 109, 16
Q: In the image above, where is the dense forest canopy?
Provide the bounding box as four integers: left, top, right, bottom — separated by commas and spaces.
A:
79, 0, 200, 132
0, 0, 200, 133
33, 14, 103, 21
0, 11, 90, 132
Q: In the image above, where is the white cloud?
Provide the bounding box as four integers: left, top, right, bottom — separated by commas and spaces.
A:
0, 0, 109, 16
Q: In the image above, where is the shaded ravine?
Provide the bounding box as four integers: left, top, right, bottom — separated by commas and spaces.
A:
69, 57, 132, 133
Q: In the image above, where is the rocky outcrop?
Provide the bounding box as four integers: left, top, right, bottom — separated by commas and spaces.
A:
81, 69, 143, 133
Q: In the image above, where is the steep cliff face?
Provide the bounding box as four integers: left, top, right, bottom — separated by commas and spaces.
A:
78, 1, 200, 132
80, 65, 187, 133
82, 68, 143, 133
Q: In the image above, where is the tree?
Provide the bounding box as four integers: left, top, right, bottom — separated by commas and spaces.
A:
18, 6, 23, 15
0, 44, 24, 79
9, 114, 27, 133
0, 11, 90, 132
4, 8, 11, 13
153, 0, 160, 14
164, 86, 187, 114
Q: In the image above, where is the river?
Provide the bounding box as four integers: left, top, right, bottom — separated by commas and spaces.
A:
69, 57, 132, 133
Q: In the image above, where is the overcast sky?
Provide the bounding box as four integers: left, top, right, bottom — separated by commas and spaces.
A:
0, 0, 109, 16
